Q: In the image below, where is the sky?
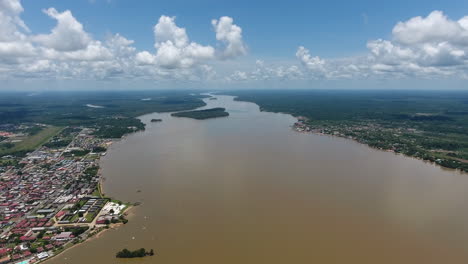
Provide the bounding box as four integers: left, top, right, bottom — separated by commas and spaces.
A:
1, 0, 468, 90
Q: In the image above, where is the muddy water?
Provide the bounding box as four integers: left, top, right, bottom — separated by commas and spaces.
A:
47, 95, 468, 264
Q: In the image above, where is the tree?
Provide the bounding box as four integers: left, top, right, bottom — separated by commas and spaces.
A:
115, 248, 150, 258
37, 230, 46, 239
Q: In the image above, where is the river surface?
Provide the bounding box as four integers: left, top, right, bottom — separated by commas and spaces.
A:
47, 95, 468, 264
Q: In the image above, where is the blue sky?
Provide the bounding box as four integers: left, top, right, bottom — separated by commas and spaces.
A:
2, 0, 468, 89
21, 0, 468, 57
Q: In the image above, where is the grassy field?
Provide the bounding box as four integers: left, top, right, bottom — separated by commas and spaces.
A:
0, 126, 63, 156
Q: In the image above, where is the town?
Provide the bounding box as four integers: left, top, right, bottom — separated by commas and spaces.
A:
0, 126, 129, 264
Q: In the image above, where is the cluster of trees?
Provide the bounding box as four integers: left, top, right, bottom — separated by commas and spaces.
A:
93, 117, 145, 138
43, 139, 72, 148
81, 166, 99, 183
92, 146, 107, 152
171, 107, 229, 120
116, 248, 154, 258
64, 226, 89, 237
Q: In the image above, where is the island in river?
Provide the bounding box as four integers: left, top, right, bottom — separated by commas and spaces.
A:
171, 107, 229, 119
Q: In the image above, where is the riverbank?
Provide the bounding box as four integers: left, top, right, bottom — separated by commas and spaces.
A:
227, 91, 468, 173
291, 117, 468, 174
38, 138, 134, 264
40, 210, 134, 264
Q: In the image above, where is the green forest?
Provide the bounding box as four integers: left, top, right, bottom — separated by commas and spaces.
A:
0, 91, 206, 139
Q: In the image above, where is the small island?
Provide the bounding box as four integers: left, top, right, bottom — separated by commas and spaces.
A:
116, 248, 155, 258
151, 118, 162, 122
171, 107, 229, 120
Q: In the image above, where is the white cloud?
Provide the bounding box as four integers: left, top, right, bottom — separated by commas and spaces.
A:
153, 40, 214, 69
0, 41, 35, 60
154, 16, 189, 48
0, 1, 249, 83
135, 51, 156, 65
296, 46, 325, 73
373, 11, 468, 68
392, 11, 468, 46
140, 15, 245, 69
292, 11, 468, 81
0, 0, 29, 41
141, 16, 216, 69
33, 8, 92, 52
0, 0, 34, 64
225, 59, 305, 82
2, 2, 468, 86
212, 16, 246, 59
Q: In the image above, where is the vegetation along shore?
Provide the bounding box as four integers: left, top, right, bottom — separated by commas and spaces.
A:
228, 90, 468, 173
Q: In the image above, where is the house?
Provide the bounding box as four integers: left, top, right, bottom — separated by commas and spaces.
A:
53, 232, 73, 241
37, 252, 49, 259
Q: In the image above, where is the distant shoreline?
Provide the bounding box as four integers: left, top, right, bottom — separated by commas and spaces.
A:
228, 94, 468, 174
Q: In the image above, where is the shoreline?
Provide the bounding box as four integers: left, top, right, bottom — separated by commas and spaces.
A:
41, 138, 134, 264
230, 95, 468, 174
291, 123, 468, 175
40, 216, 132, 264
40, 99, 208, 264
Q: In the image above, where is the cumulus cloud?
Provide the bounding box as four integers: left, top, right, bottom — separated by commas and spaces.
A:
0, 0, 35, 63
0, 0, 29, 40
0, 1, 241, 82
138, 15, 245, 69
360, 10, 468, 77
154, 15, 189, 48
33, 8, 92, 52
291, 10, 468, 81
392, 11, 468, 46
296, 46, 325, 73
2, 1, 467, 86
212, 16, 247, 58
135, 51, 156, 65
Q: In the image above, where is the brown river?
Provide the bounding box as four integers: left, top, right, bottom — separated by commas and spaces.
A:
47, 95, 468, 264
